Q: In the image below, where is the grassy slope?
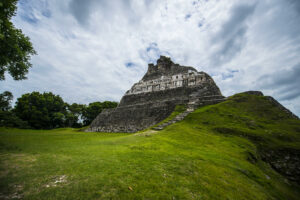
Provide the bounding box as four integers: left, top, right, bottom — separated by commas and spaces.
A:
0, 93, 299, 199
152, 104, 186, 127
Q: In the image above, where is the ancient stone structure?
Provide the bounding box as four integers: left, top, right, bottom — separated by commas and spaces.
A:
87, 56, 225, 133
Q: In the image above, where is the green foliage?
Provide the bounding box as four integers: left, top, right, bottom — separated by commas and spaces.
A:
3, 91, 118, 129
0, 0, 36, 80
82, 101, 118, 126
0, 110, 29, 128
0, 91, 13, 111
65, 103, 85, 128
14, 92, 66, 129
67, 103, 84, 115
52, 112, 65, 128
0, 91, 28, 128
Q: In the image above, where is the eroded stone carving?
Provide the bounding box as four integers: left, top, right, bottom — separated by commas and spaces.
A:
126, 70, 208, 95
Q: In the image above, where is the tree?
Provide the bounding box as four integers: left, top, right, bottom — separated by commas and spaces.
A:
0, 91, 13, 111
64, 112, 78, 127
52, 112, 65, 128
65, 103, 85, 127
82, 102, 102, 126
0, 0, 36, 80
0, 91, 29, 128
14, 92, 67, 129
82, 101, 118, 126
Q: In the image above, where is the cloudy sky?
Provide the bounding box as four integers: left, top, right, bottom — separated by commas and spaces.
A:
1, 0, 300, 116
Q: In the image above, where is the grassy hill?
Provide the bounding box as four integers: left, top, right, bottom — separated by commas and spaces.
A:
0, 92, 299, 199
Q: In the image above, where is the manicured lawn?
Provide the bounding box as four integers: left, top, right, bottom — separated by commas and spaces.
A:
0, 93, 299, 199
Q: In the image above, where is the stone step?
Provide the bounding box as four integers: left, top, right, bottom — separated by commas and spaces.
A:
152, 97, 226, 131
152, 109, 195, 130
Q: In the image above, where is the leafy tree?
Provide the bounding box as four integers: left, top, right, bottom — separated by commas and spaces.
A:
0, 91, 13, 111
65, 101, 118, 127
82, 101, 118, 126
82, 102, 102, 126
52, 112, 65, 128
102, 101, 118, 110
0, 110, 29, 128
0, 0, 36, 80
64, 112, 78, 127
65, 103, 85, 127
67, 103, 85, 117
14, 92, 67, 129
0, 91, 29, 128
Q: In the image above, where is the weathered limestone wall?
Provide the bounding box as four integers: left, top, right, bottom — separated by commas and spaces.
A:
87, 56, 225, 133
88, 101, 177, 133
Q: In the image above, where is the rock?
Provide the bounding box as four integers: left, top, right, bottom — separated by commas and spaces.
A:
261, 148, 300, 184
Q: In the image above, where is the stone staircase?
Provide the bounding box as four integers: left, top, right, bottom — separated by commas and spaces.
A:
152, 95, 226, 131
152, 108, 195, 130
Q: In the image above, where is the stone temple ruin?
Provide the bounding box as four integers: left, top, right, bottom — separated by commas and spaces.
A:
87, 56, 225, 133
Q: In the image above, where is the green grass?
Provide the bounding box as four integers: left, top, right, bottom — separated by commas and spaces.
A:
0, 93, 299, 199
152, 104, 186, 127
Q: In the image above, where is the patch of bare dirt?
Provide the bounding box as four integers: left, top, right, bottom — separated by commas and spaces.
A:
134, 130, 158, 137
45, 175, 67, 188
0, 185, 23, 200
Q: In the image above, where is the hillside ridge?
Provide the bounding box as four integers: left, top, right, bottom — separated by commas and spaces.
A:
176, 91, 300, 184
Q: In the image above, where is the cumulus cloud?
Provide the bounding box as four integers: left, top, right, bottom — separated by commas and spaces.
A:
69, 0, 96, 25
1, 0, 300, 117
257, 63, 300, 101
210, 3, 256, 65
287, 0, 300, 14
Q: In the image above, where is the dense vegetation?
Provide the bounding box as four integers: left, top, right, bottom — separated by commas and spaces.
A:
82, 101, 118, 126
0, 91, 118, 129
0, 93, 299, 199
0, 0, 36, 80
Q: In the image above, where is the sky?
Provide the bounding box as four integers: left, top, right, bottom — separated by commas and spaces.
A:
1, 0, 300, 116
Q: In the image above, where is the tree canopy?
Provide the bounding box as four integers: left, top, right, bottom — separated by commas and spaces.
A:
65, 103, 85, 128
14, 92, 66, 129
0, 0, 36, 80
9, 91, 118, 129
0, 91, 29, 128
82, 101, 118, 126
0, 91, 13, 111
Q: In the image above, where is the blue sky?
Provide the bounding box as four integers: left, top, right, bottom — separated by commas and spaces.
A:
1, 0, 300, 116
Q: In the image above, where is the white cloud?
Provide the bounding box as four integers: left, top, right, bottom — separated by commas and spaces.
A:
1, 0, 300, 116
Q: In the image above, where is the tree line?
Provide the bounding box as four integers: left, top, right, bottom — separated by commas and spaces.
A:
0, 91, 118, 129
